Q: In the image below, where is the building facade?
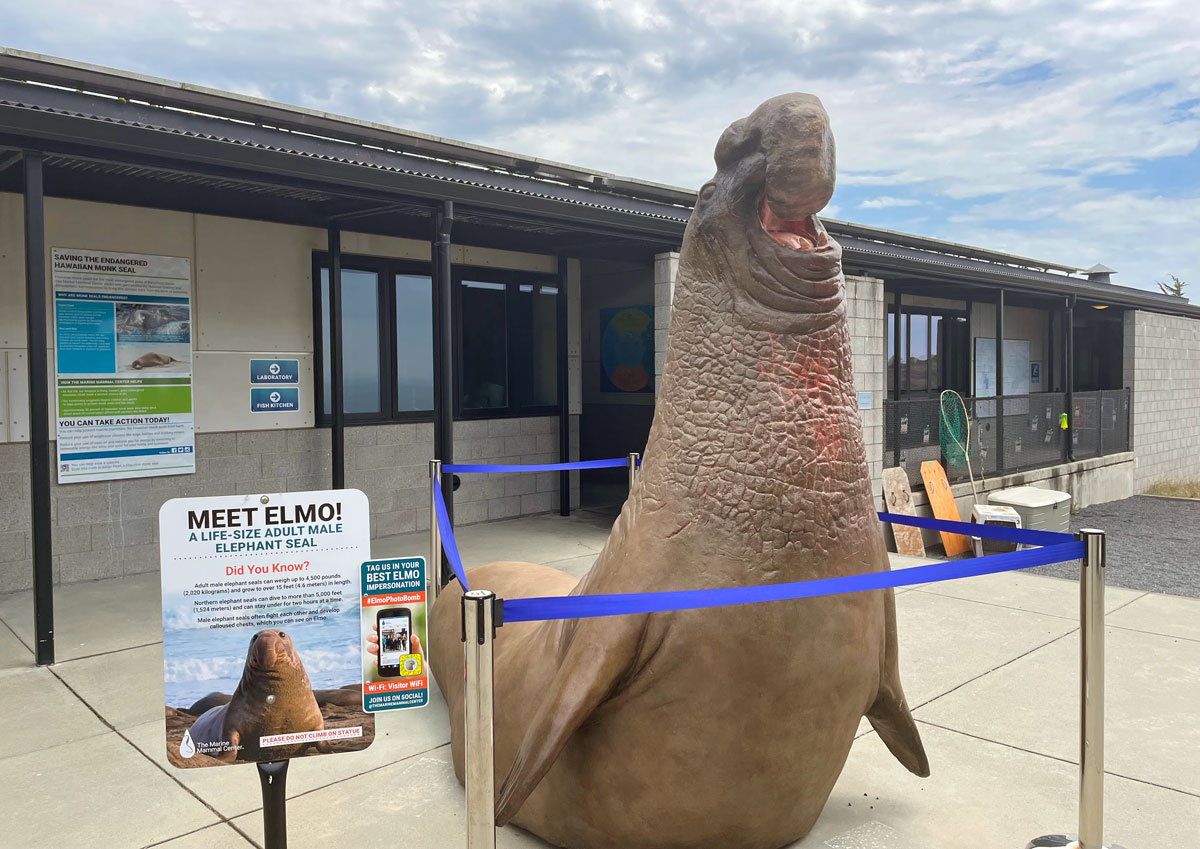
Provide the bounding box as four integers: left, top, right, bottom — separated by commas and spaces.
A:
2, 49, 1199, 602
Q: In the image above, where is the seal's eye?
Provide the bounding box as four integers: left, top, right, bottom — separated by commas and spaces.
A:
698, 183, 717, 203
278, 632, 286, 640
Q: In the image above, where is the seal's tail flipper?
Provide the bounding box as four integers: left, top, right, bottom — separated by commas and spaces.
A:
495, 615, 643, 825
867, 590, 930, 777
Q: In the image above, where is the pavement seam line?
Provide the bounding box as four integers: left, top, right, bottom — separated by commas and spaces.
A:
141, 822, 255, 849
0, 611, 35, 655
909, 587, 1081, 622
46, 665, 234, 833
1106, 622, 1200, 644
912, 626, 1079, 713
230, 741, 455, 813
917, 719, 1200, 801
55, 639, 164, 664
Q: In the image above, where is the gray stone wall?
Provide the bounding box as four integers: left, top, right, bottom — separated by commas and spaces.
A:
845, 275, 886, 503
1126, 309, 1200, 490
0, 415, 576, 592
653, 251, 679, 387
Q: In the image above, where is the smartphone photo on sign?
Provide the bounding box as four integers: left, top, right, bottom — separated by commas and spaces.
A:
376, 608, 411, 678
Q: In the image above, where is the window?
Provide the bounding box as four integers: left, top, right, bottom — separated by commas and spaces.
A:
456, 268, 560, 417
887, 300, 963, 398
315, 254, 434, 423
314, 254, 560, 424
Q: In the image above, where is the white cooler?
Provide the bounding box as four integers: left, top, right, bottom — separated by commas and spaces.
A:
987, 486, 1072, 543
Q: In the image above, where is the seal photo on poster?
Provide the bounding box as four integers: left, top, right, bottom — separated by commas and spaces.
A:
130, 351, 180, 369
184, 628, 325, 763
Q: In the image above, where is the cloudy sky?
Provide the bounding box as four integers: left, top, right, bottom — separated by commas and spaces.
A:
3, 0, 1198, 292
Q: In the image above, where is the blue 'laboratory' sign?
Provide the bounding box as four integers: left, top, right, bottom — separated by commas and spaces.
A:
249, 358, 300, 384
251, 387, 299, 413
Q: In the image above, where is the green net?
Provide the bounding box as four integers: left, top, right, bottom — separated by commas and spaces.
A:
939, 391, 968, 467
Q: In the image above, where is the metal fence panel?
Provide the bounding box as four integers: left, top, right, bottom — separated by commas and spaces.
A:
883, 389, 1127, 491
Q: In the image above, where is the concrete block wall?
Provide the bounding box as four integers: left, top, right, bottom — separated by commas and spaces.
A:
1126, 309, 1200, 489
845, 275, 886, 502
0, 415, 577, 592
653, 251, 679, 387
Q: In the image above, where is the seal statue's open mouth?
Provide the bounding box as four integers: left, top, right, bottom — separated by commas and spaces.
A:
759, 195, 827, 252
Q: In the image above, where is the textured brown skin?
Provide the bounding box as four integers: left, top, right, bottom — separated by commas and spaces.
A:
429, 93, 927, 849
186, 629, 325, 762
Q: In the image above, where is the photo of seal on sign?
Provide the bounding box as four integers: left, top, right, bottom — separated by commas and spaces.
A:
159, 489, 375, 768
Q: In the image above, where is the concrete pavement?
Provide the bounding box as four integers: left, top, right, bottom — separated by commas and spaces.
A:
1, 510, 1197, 848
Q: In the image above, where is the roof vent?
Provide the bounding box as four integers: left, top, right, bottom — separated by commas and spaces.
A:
1084, 263, 1116, 284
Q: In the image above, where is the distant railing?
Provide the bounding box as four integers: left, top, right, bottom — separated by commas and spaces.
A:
884, 389, 1131, 489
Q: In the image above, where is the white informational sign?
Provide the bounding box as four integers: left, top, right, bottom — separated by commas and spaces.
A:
53, 248, 195, 483
974, 337, 1031, 417
159, 489, 375, 768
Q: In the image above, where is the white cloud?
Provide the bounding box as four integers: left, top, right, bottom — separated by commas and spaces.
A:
859, 197, 921, 209
1, 0, 1198, 289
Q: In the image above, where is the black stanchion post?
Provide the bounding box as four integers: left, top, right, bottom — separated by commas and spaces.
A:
257, 760, 289, 849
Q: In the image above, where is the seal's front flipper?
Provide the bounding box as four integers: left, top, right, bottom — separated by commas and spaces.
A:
866, 590, 929, 777
495, 615, 643, 825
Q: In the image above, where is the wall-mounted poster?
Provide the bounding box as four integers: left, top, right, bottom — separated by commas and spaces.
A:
159, 489, 375, 768
600, 305, 654, 393
52, 248, 195, 483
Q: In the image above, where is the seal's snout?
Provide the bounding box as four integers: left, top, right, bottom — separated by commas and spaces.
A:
248, 629, 293, 668
758, 94, 836, 222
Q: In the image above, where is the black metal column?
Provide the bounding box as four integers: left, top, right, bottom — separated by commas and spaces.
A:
1066, 296, 1076, 461
995, 288, 1005, 474
1047, 309, 1056, 392
891, 291, 901, 468
23, 152, 54, 666
965, 299, 973, 396
328, 226, 345, 490
432, 202, 455, 588
556, 256, 570, 516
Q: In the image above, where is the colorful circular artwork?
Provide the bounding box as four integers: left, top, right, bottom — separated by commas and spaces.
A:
601, 307, 653, 392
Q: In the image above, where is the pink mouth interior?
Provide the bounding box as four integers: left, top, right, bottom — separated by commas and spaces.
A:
760, 196, 823, 251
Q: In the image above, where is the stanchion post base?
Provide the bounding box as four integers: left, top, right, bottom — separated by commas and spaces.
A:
1026, 834, 1127, 848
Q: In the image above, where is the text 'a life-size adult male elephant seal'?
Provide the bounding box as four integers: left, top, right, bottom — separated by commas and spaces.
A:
429, 92, 928, 849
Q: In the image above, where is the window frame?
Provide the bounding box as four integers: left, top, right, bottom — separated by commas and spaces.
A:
312, 252, 436, 426
887, 298, 964, 400
312, 253, 562, 426
453, 264, 561, 421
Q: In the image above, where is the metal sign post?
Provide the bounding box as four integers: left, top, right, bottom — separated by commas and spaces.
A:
257, 760, 289, 849
1027, 529, 1125, 849
462, 589, 497, 849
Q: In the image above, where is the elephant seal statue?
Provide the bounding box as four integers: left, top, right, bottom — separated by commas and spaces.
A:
429, 92, 928, 849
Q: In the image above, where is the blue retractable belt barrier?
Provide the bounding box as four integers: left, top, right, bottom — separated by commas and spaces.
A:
443, 458, 631, 474
430, 456, 1082, 621
501, 540, 1084, 623
877, 511, 1072, 546
432, 484, 470, 591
